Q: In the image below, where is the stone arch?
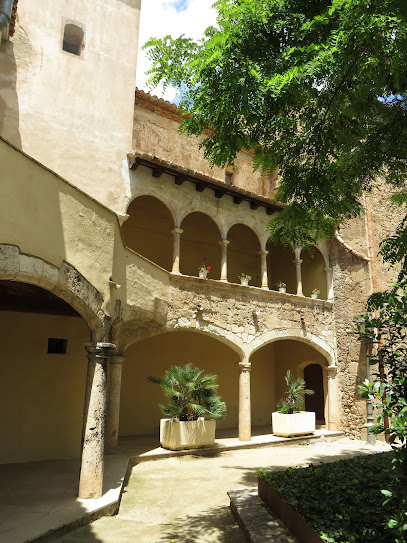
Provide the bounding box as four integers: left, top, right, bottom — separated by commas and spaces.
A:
126, 192, 177, 226
119, 329, 244, 436
227, 223, 262, 287
179, 211, 222, 278
0, 244, 106, 340
123, 195, 175, 271
225, 218, 264, 246
247, 328, 336, 365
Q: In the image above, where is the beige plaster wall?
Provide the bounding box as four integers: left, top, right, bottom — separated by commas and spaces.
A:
250, 343, 275, 426
119, 331, 240, 436
132, 104, 266, 195
301, 248, 327, 299
0, 311, 89, 463
0, 0, 141, 210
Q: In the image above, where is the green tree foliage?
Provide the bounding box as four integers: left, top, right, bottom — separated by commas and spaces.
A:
145, 0, 407, 248
148, 363, 227, 421
276, 370, 314, 414
358, 283, 407, 541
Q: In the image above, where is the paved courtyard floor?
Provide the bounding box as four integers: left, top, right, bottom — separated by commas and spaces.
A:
47, 438, 390, 543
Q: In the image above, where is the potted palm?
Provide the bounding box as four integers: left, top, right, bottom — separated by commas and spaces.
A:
148, 363, 227, 450
272, 370, 315, 437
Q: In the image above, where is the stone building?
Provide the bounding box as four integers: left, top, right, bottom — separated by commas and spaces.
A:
0, 0, 401, 499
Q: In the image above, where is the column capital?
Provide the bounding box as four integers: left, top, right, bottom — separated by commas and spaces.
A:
258, 250, 269, 256
326, 365, 337, 378
219, 239, 230, 247
171, 228, 183, 236
110, 355, 125, 365
324, 266, 332, 273
239, 361, 251, 372
293, 258, 303, 265
84, 342, 116, 358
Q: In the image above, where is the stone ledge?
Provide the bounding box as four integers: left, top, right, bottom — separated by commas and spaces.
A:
228, 488, 296, 543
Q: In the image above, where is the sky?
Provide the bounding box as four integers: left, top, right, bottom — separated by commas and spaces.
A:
136, 0, 218, 103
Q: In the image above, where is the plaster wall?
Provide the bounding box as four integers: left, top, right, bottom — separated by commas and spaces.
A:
0, 0, 141, 210
119, 331, 240, 436
0, 311, 88, 463
250, 343, 276, 426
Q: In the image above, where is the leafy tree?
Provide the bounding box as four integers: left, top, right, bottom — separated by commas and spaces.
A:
145, 0, 407, 249
358, 284, 407, 542
148, 363, 227, 421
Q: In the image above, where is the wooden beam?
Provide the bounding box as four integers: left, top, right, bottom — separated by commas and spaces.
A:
250, 202, 259, 210
196, 183, 205, 192
214, 189, 224, 199
174, 176, 185, 186
152, 168, 162, 178
233, 195, 243, 205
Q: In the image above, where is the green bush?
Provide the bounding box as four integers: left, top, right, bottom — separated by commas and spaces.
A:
259, 452, 404, 543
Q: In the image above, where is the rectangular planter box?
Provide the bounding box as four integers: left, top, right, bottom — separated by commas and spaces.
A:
258, 477, 324, 543
160, 418, 216, 450
272, 411, 315, 437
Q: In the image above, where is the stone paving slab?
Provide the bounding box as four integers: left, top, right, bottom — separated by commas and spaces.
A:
228, 488, 295, 543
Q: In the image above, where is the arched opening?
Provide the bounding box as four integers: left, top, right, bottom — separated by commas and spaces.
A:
250, 339, 328, 429
122, 196, 174, 271
266, 242, 296, 293
180, 212, 221, 278
301, 247, 327, 299
119, 331, 240, 437
0, 280, 90, 463
227, 224, 261, 287
304, 363, 325, 423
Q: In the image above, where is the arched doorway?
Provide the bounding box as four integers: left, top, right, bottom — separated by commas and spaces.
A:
180, 212, 221, 278
0, 280, 90, 463
227, 224, 261, 286
122, 195, 174, 271
304, 363, 325, 423
119, 330, 240, 436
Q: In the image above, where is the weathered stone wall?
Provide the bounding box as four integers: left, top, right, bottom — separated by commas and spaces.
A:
132, 97, 267, 196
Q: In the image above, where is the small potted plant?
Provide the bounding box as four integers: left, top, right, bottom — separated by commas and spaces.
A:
198, 257, 211, 279
238, 273, 251, 286
148, 363, 227, 450
276, 279, 286, 293
272, 370, 315, 437
311, 288, 320, 299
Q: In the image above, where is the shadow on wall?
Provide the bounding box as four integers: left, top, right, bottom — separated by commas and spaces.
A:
0, 34, 25, 148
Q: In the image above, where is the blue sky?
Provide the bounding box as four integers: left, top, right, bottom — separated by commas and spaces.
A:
136, 0, 217, 102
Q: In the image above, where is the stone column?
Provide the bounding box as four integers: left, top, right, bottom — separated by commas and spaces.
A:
219, 240, 229, 282
293, 248, 304, 296
258, 250, 269, 289
79, 342, 115, 499
324, 266, 334, 301
171, 228, 183, 275
238, 360, 251, 441
326, 365, 340, 431
105, 355, 124, 455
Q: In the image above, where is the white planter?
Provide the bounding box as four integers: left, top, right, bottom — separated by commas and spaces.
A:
240, 278, 249, 286
271, 411, 315, 437
198, 270, 208, 279
279, 287, 286, 293
311, 293, 318, 299
159, 418, 216, 450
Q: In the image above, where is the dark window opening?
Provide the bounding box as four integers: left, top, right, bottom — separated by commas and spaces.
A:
48, 338, 68, 354
62, 23, 84, 56
225, 172, 233, 185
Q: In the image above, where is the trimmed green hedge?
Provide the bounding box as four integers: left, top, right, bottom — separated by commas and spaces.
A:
259, 452, 400, 543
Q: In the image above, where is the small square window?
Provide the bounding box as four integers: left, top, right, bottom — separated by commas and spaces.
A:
48, 338, 68, 354
62, 23, 84, 57
225, 172, 233, 185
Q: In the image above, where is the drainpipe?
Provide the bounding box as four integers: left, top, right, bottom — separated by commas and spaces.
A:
0, 0, 13, 41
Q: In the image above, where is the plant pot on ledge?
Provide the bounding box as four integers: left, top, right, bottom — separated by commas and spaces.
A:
160, 418, 216, 450
272, 411, 316, 437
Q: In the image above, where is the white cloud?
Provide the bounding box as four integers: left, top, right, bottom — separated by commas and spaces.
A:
136, 0, 217, 102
